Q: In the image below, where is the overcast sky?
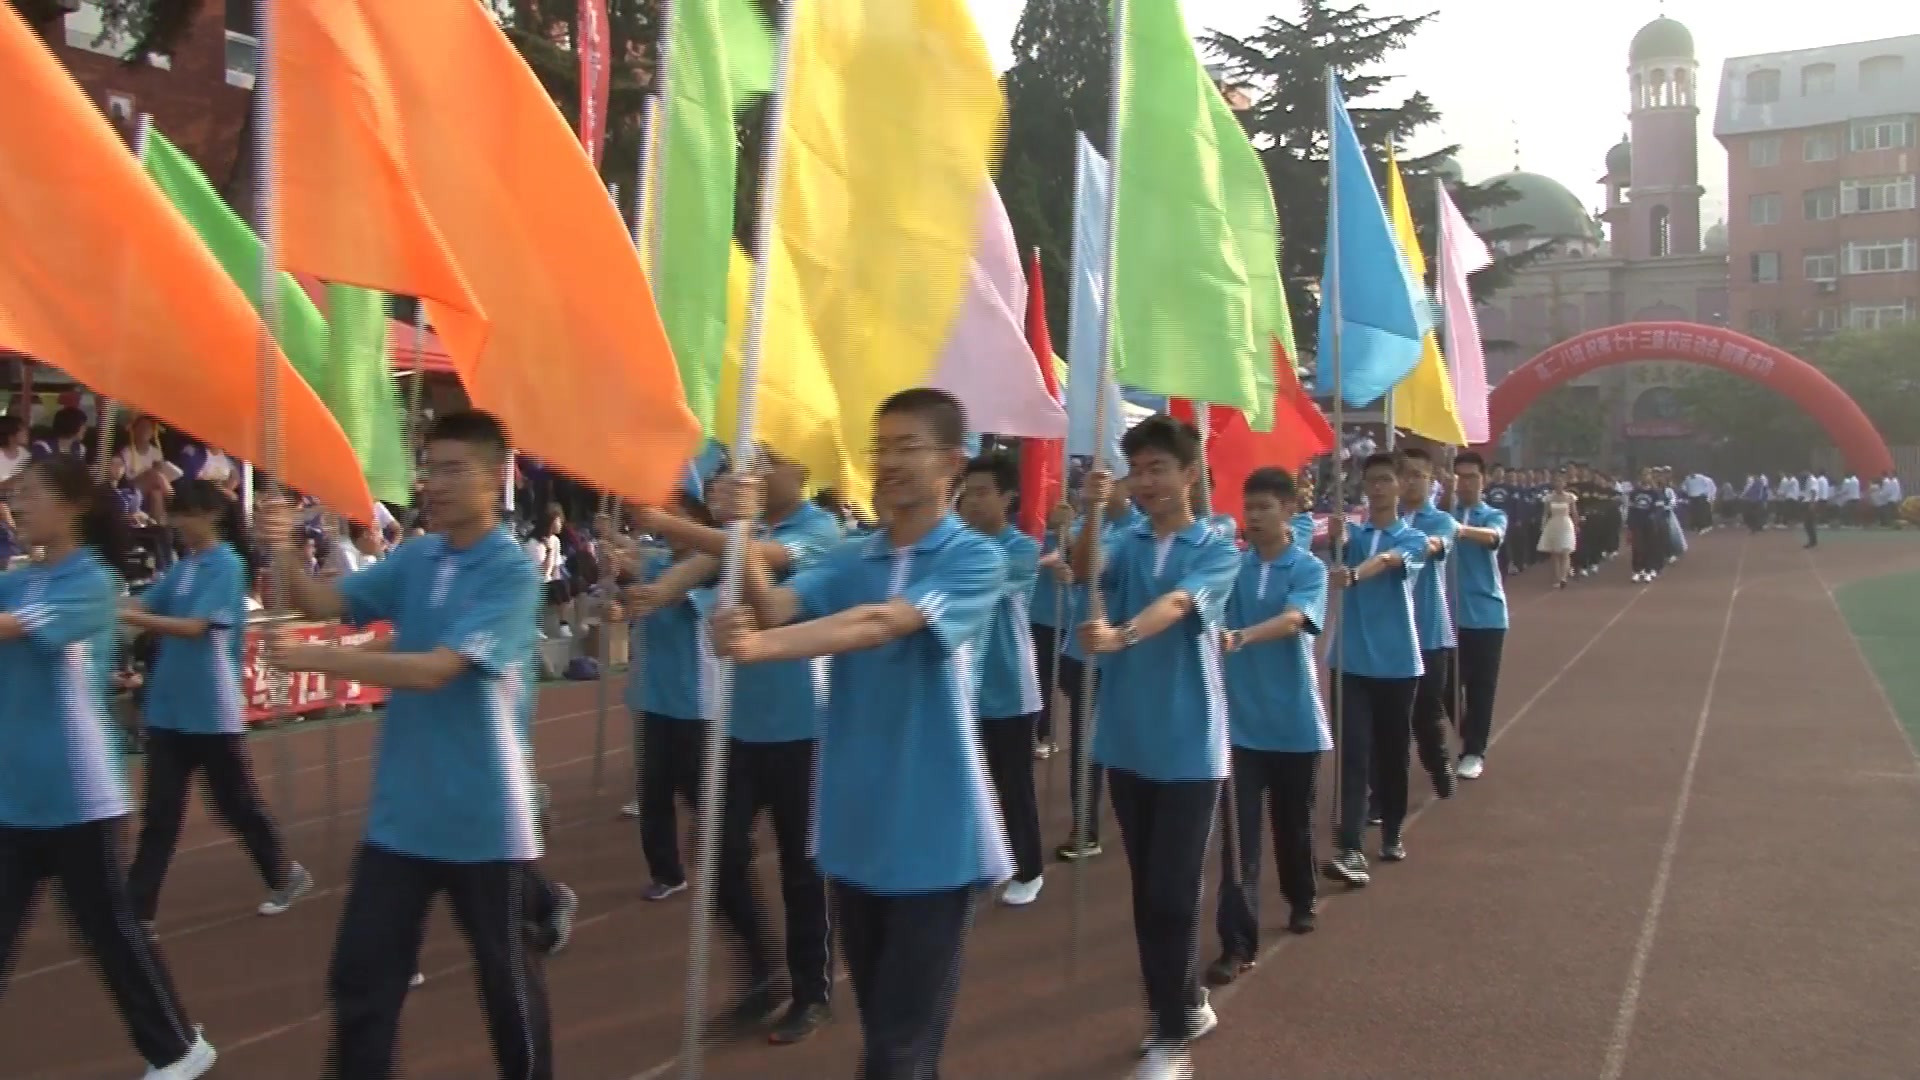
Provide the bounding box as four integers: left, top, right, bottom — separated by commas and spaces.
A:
967, 0, 1920, 229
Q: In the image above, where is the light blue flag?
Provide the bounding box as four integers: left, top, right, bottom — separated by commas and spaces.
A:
1065, 132, 1132, 476
1317, 72, 1426, 409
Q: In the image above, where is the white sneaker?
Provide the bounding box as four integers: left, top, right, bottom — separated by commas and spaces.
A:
143, 1031, 216, 1079
258, 863, 313, 916
410, 972, 426, 988
1457, 754, 1485, 780
1137, 988, 1217, 1053
1132, 1043, 1195, 1080
1000, 876, 1043, 907
620, 801, 641, 818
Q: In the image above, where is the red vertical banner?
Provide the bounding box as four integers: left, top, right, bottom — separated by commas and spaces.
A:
576, 0, 611, 167
1018, 249, 1062, 538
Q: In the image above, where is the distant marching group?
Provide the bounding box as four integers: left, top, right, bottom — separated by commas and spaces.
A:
15, 392, 1763, 1080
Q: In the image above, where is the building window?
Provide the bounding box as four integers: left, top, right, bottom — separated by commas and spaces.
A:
1803, 187, 1839, 221
1750, 251, 1781, 283
1748, 138, 1780, 167
1747, 310, 1779, 337
65, 1, 171, 69
1804, 132, 1839, 162
225, 30, 259, 89
1748, 194, 1782, 225
1843, 239, 1918, 275
1650, 205, 1672, 258
1803, 251, 1838, 280
1813, 308, 1843, 334
1841, 175, 1917, 214
1847, 302, 1914, 331
1861, 55, 1905, 93
1802, 63, 1837, 96
1745, 68, 1782, 105
1849, 116, 1915, 152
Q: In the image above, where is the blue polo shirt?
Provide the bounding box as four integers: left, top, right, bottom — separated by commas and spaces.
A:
1030, 530, 1068, 628
976, 525, 1042, 721
1091, 518, 1241, 782
1450, 502, 1509, 631
1290, 512, 1318, 551
626, 549, 705, 721
338, 525, 542, 864
0, 550, 128, 828
1063, 505, 1144, 663
789, 513, 1010, 894
1223, 544, 1329, 753
1402, 502, 1459, 652
731, 502, 840, 743
143, 542, 248, 735
1332, 517, 1429, 680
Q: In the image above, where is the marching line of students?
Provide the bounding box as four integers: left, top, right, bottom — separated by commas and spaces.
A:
2, 399, 1524, 1080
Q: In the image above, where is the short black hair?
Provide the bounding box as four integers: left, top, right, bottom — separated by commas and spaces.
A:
424, 408, 510, 467
1120, 413, 1202, 468
1361, 451, 1397, 473
1243, 467, 1297, 503
1455, 450, 1486, 471
964, 451, 1019, 494
877, 387, 967, 450
1398, 446, 1432, 466
0, 415, 22, 443
51, 406, 88, 440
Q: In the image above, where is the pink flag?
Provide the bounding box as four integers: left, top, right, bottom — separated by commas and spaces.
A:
931, 184, 1069, 439
1437, 182, 1494, 444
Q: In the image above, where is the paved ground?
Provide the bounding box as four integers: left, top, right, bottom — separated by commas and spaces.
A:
4, 529, 1919, 1079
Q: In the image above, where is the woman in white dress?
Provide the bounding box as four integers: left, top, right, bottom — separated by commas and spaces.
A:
1538, 470, 1578, 588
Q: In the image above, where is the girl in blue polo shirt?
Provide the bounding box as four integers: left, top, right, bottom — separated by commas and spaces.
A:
0, 456, 217, 1079
121, 478, 310, 927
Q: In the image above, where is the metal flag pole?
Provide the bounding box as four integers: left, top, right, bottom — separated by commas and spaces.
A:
1325, 68, 1350, 854
619, 101, 661, 815
92, 114, 154, 486
679, 1, 800, 1074
587, 180, 624, 799
1069, 0, 1127, 982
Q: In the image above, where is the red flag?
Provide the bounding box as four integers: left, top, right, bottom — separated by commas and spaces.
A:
577, 0, 611, 168
1171, 337, 1335, 527
1018, 248, 1063, 538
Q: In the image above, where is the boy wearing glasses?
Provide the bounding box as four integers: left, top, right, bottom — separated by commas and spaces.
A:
711, 389, 1008, 1080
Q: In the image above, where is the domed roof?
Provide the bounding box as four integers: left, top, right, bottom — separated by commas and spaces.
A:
1434, 156, 1465, 184
1630, 16, 1693, 63
1475, 171, 1603, 242
1703, 221, 1728, 253
1606, 137, 1632, 177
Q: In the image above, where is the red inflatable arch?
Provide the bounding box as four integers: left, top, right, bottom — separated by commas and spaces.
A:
1482, 321, 1895, 477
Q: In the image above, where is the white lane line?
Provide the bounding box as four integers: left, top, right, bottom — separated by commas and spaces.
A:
1598, 537, 1749, 1080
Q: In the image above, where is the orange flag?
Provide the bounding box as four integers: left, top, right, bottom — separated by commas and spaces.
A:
0, 8, 373, 522
275, 0, 700, 505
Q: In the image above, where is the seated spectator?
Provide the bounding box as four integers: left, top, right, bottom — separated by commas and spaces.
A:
324, 521, 387, 578
29, 405, 89, 463
174, 438, 241, 501
0, 415, 29, 494
111, 414, 181, 525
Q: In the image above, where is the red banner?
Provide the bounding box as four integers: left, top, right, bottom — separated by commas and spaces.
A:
242, 621, 392, 725
576, 0, 611, 168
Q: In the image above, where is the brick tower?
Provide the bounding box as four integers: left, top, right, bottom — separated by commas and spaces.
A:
1622, 16, 1704, 258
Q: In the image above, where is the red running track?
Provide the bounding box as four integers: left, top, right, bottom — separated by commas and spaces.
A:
5, 530, 1920, 1078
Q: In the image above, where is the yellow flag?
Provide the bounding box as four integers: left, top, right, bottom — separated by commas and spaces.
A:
717, 243, 859, 510
1386, 146, 1467, 446
767, 0, 1005, 503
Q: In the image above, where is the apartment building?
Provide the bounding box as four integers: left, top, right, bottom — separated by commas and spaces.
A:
1716, 36, 1920, 341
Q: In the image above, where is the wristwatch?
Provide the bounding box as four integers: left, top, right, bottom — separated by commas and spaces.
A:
1344, 566, 1359, 587
1119, 621, 1140, 648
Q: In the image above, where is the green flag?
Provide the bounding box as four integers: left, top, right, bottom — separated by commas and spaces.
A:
1112, 0, 1279, 430
142, 128, 412, 504
655, 0, 775, 434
